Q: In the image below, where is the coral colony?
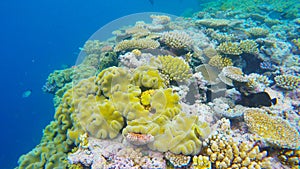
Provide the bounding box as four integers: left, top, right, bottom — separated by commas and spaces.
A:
17, 1, 299, 168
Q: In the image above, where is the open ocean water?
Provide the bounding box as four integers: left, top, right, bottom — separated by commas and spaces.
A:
1, 0, 299, 169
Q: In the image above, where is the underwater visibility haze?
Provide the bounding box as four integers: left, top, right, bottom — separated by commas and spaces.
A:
1, 0, 300, 169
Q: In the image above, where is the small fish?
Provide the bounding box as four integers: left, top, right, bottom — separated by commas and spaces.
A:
22, 89, 32, 98
148, 0, 154, 5
237, 92, 277, 107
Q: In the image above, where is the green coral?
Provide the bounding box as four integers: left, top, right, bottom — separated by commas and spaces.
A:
157, 55, 192, 83
217, 42, 242, 55
274, 74, 300, 90
244, 108, 300, 149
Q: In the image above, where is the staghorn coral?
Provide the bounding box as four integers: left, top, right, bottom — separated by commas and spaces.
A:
157, 55, 192, 83
160, 30, 193, 50
208, 54, 233, 70
165, 151, 191, 168
247, 27, 269, 38
274, 74, 300, 90
244, 108, 300, 149
217, 42, 242, 55
239, 40, 259, 54
202, 133, 273, 169
192, 155, 211, 169
114, 38, 160, 52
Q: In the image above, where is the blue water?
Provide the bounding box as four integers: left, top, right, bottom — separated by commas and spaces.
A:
0, 0, 201, 168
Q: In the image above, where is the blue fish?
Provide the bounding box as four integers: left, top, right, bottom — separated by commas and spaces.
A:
22, 89, 32, 98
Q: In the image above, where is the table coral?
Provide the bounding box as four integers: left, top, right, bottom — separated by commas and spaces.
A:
157, 55, 192, 83
244, 108, 300, 149
114, 38, 160, 52
160, 30, 193, 50
274, 74, 300, 90
217, 42, 242, 55
221, 66, 248, 83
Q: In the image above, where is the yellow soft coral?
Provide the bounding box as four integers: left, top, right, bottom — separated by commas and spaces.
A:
157, 55, 192, 82
132, 65, 166, 89
244, 108, 300, 149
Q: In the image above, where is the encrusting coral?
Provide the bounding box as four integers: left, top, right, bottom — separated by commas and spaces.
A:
244, 108, 300, 149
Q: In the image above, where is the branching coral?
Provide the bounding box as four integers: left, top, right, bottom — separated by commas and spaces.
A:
239, 40, 259, 54
217, 42, 242, 55
157, 55, 192, 83
244, 108, 300, 149
114, 38, 160, 52
274, 74, 300, 90
160, 30, 193, 50
165, 151, 191, 168
208, 55, 233, 70
202, 133, 273, 169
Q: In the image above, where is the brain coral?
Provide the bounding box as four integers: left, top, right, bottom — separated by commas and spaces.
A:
114, 38, 160, 52
160, 30, 193, 50
157, 55, 192, 82
244, 108, 300, 149
274, 74, 300, 90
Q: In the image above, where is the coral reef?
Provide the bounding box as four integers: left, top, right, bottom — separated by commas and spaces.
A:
244, 108, 300, 149
165, 151, 191, 168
